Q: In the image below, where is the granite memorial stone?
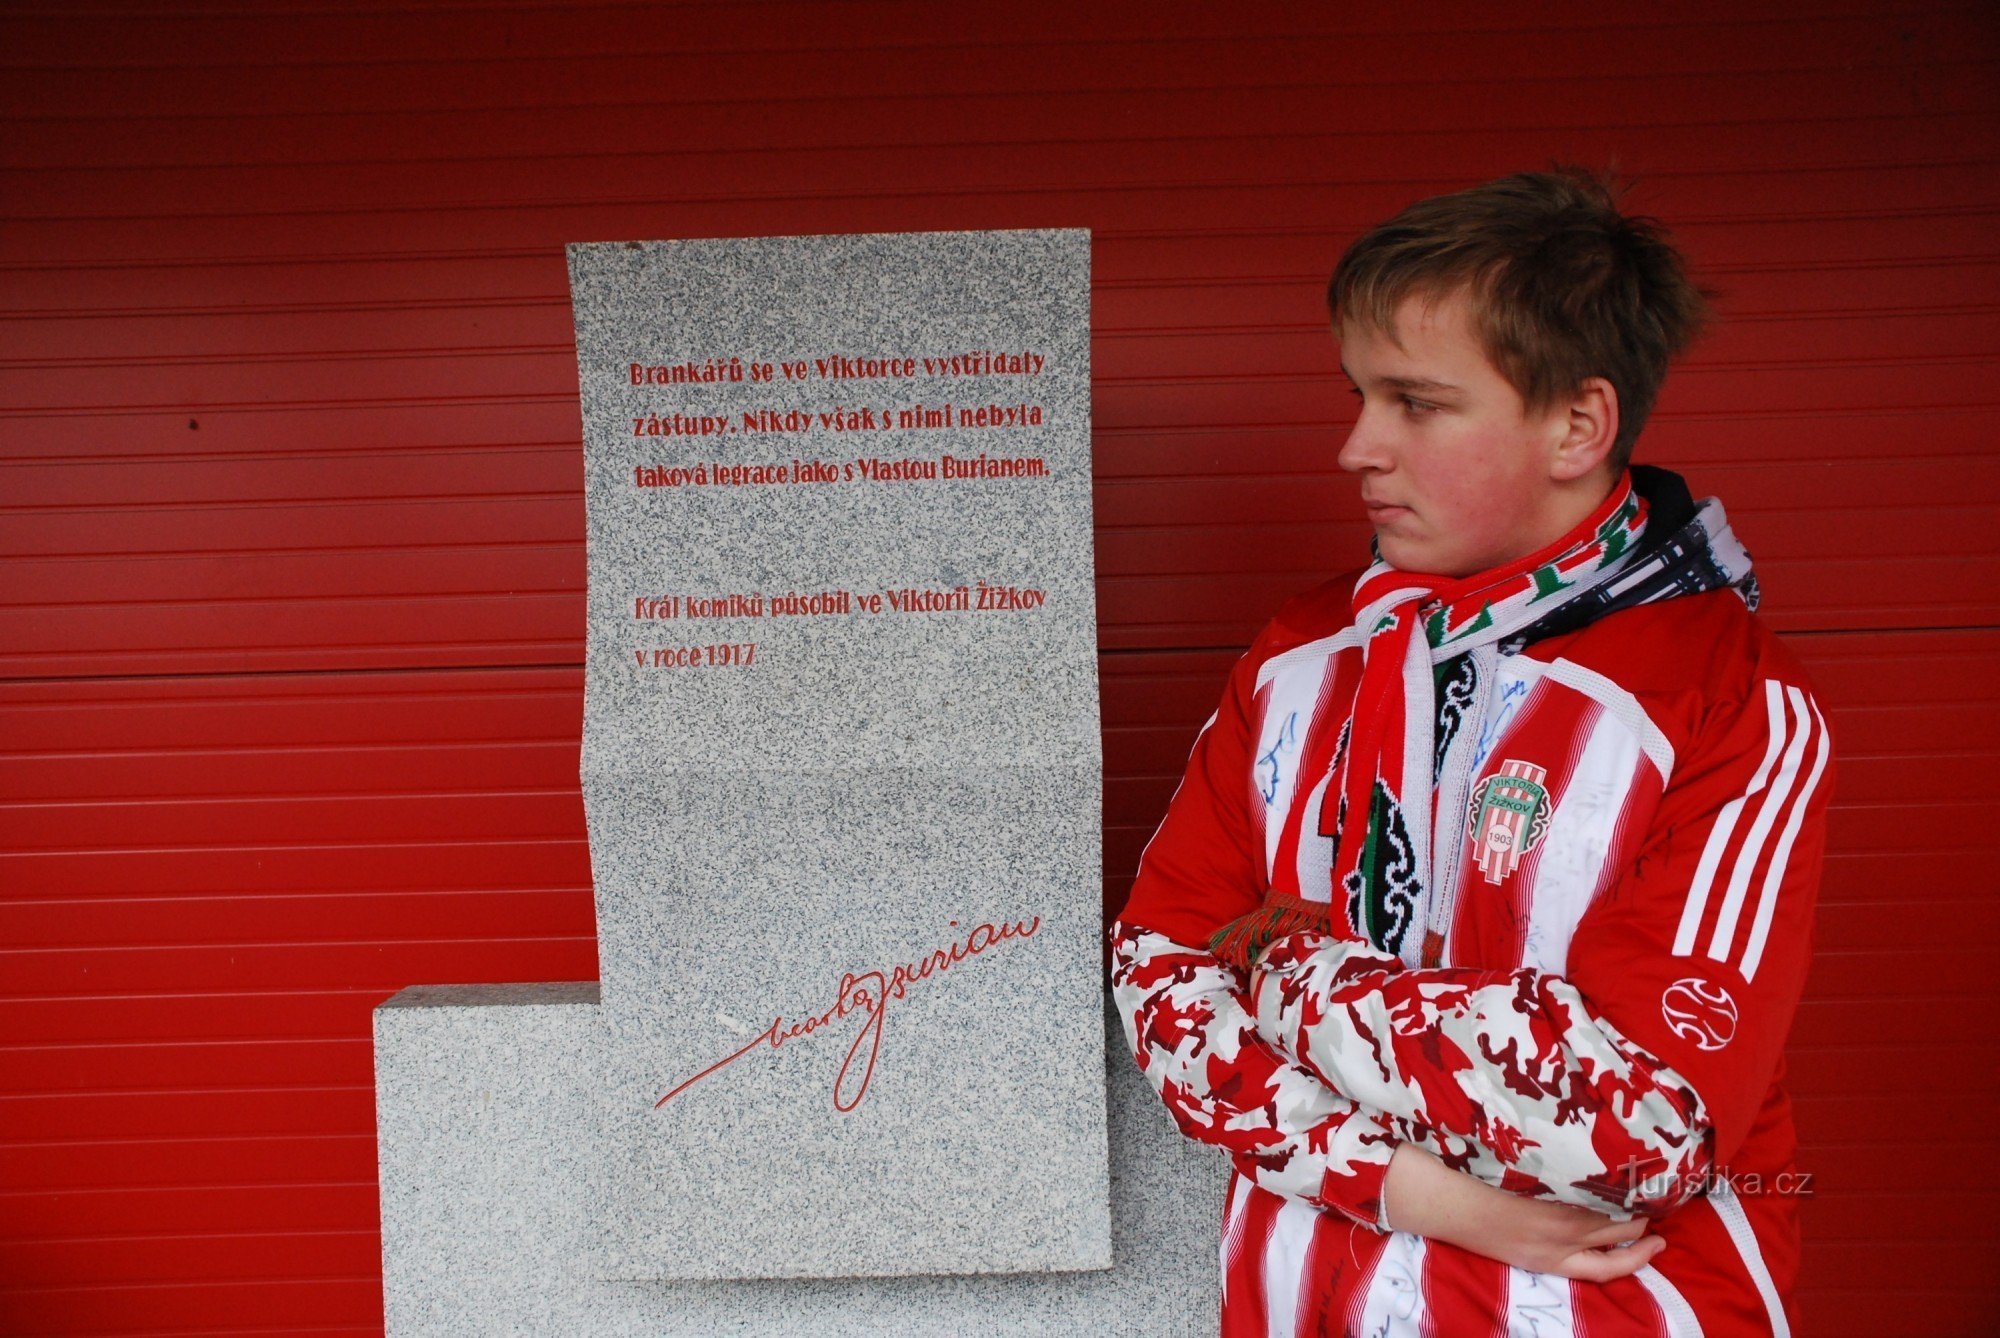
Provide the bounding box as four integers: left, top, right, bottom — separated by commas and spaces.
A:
570, 229, 1106, 1279
374, 228, 1118, 1314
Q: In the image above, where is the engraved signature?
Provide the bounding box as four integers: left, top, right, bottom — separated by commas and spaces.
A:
652, 915, 1042, 1113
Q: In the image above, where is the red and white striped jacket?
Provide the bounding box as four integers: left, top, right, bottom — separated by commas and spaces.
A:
1111, 571, 1833, 1336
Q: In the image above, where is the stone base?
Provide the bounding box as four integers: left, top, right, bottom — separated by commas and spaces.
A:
375, 983, 1227, 1335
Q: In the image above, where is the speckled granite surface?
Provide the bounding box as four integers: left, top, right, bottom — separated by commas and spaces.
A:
375, 228, 1114, 1295
375, 986, 1225, 1335
570, 229, 1105, 1277
582, 761, 1108, 1278
569, 229, 1096, 776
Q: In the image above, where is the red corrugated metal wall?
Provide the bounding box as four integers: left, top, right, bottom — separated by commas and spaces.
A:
3, 1, 1995, 1331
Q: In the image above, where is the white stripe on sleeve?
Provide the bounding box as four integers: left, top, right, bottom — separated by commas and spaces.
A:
1707, 685, 1814, 964
1672, 681, 1788, 957
1740, 697, 1830, 980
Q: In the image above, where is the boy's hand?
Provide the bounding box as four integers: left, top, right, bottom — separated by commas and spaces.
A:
1384, 1143, 1666, 1283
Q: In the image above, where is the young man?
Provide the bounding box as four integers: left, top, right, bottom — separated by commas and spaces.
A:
1109, 169, 1832, 1335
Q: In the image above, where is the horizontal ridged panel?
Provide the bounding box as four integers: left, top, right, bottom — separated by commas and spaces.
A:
7, 68, 1996, 180
4, 2, 1995, 1332
0, 5, 1977, 130
0, 644, 1996, 1333
10, 117, 1998, 225
3, 174, 1992, 275
4, 455, 1996, 673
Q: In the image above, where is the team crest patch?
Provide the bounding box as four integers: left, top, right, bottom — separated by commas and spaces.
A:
1661, 977, 1739, 1051
1466, 760, 1551, 885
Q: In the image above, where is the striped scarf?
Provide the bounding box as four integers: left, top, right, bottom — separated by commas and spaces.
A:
1209, 472, 1660, 972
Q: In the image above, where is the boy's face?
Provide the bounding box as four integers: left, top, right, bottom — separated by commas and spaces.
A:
1336, 286, 1595, 579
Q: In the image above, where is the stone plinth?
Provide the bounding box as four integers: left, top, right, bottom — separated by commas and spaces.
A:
375, 985, 1224, 1334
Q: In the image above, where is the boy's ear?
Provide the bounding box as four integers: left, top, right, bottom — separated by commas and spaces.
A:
1550, 375, 1619, 482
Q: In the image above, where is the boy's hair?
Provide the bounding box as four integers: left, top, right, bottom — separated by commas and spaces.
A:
1327, 166, 1711, 471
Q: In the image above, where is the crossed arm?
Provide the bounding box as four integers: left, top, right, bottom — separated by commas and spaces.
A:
1244, 926, 1714, 1217
1108, 918, 1709, 1276
1251, 924, 1726, 1275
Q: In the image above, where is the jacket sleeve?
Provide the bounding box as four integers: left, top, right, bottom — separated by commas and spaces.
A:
1564, 666, 1833, 1175
1111, 631, 1403, 1231
1246, 659, 1832, 1218
1246, 929, 1710, 1218
1108, 920, 1402, 1230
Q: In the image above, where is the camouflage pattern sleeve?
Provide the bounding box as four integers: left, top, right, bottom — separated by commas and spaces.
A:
1246, 930, 1714, 1218
1108, 919, 1403, 1230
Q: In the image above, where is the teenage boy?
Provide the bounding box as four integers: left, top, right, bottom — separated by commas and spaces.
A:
1109, 169, 1831, 1335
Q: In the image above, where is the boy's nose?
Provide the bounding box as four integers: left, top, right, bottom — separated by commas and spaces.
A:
1336, 411, 1391, 474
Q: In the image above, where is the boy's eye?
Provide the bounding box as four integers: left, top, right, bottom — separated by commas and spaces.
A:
1347, 385, 1441, 414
